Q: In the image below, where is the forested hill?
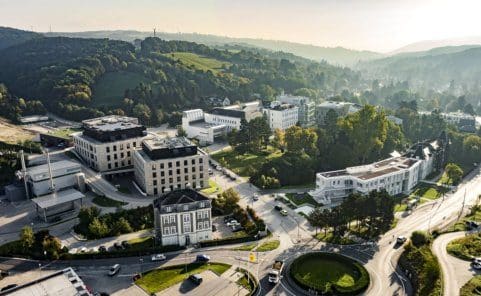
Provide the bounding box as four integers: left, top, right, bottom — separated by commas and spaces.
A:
0, 26, 42, 50
45, 30, 383, 66
0, 35, 363, 123
357, 46, 481, 89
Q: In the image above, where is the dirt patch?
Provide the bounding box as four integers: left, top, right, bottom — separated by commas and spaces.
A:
0, 118, 35, 143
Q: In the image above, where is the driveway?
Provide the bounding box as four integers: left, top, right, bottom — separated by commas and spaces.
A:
432, 231, 480, 296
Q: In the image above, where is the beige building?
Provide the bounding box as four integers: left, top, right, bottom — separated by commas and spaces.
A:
133, 137, 208, 196
73, 115, 146, 172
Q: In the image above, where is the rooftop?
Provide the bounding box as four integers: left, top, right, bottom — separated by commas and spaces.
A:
189, 119, 226, 130
31, 189, 84, 209
318, 101, 361, 109
27, 160, 81, 182
143, 137, 194, 152
82, 115, 142, 132
154, 189, 210, 207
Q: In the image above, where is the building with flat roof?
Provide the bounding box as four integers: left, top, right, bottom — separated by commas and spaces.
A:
31, 189, 84, 222
315, 101, 361, 126
153, 189, 212, 246
310, 133, 448, 205
25, 160, 84, 197
182, 109, 226, 145
73, 115, 147, 172
263, 101, 299, 130
4, 267, 90, 296
277, 94, 315, 127
133, 137, 208, 196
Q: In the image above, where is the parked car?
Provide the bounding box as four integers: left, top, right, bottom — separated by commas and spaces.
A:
466, 221, 479, 229
113, 242, 123, 250
224, 216, 234, 223
132, 273, 141, 281
274, 204, 283, 211
208, 169, 213, 175
212, 225, 217, 232
151, 254, 166, 261
472, 257, 481, 264
252, 194, 259, 201
1, 284, 17, 292
98, 245, 107, 253
121, 241, 130, 249
216, 165, 222, 171
196, 254, 210, 262
227, 220, 240, 227
473, 262, 481, 270
229, 174, 237, 181
80, 247, 88, 253
396, 236, 407, 244
189, 274, 203, 285
108, 264, 121, 276
232, 225, 245, 232
280, 209, 288, 216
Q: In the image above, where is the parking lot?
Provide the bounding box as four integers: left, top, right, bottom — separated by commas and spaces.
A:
158, 269, 248, 296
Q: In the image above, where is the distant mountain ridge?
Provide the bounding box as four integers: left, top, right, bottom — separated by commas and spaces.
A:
390, 36, 481, 55
44, 30, 383, 66
0, 26, 42, 50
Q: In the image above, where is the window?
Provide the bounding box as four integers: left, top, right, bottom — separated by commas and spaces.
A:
199, 158, 203, 164
160, 163, 164, 169
114, 154, 118, 160
169, 170, 173, 176
184, 168, 188, 173
183, 225, 191, 233
192, 167, 196, 173
106, 147, 110, 153
153, 180, 157, 186
162, 216, 169, 224
165, 206, 171, 213
177, 176, 181, 182
127, 143, 130, 149
197, 212, 202, 219
170, 226, 177, 234
200, 173, 203, 179
115, 162, 118, 168
127, 151, 130, 157
133, 142, 136, 147
120, 152, 124, 158
161, 171, 165, 177
191, 159, 196, 165
168, 162, 172, 168
176, 169, 180, 174
113, 145, 117, 152
184, 160, 188, 166
170, 215, 175, 223
199, 202, 205, 208
108, 163, 111, 169
176, 161, 180, 167
204, 221, 209, 229
153, 188, 157, 195
120, 144, 124, 150
163, 227, 170, 235
107, 155, 111, 161
152, 172, 157, 178
197, 223, 203, 230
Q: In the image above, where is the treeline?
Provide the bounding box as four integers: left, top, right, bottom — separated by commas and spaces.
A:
308, 190, 396, 238
0, 35, 363, 123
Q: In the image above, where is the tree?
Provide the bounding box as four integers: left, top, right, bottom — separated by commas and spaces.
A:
271, 129, 285, 151
111, 217, 133, 236
177, 126, 187, 137
20, 226, 34, 249
133, 103, 152, 125
284, 126, 318, 157
88, 217, 109, 239
445, 163, 463, 185
463, 135, 481, 164
410, 230, 430, 247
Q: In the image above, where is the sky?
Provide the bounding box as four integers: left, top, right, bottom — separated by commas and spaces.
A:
1, 0, 481, 52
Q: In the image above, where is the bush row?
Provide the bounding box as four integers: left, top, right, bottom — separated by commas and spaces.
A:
290, 252, 370, 296
60, 244, 184, 260
199, 235, 258, 248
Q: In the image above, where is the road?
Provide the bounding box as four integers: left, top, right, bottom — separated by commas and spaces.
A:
432, 231, 480, 296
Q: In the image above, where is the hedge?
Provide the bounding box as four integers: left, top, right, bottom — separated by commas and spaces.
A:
199, 235, 259, 248
60, 244, 184, 260
289, 252, 370, 296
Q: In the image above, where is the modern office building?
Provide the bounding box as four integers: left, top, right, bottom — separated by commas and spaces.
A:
25, 160, 84, 197
181, 109, 227, 145
315, 101, 361, 126
153, 189, 212, 246
73, 115, 147, 172
277, 94, 316, 127
440, 111, 476, 133
133, 137, 209, 196
263, 101, 299, 130
31, 189, 84, 223
310, 133, 449, 205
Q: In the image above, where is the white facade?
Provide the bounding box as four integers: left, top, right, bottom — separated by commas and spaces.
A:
73, 134, 144, 172
158, 209, 212, 246
26, 160, 83, 197
133, 137, 209, 196
263, 101, 299, 130
316, 101, 361, 126
310, 157, 423, 205
182, 109, 227, 145
277, 94, 316, 127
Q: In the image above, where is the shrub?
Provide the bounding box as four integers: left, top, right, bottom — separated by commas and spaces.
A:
411, 230, 430, 247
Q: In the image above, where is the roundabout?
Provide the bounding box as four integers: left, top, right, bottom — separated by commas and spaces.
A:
287, 252, 370, 295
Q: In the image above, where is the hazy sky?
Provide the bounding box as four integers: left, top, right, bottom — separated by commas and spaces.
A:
1, 0, 481, 52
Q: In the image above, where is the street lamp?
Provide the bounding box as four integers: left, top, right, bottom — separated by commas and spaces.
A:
139, 258, 144, 277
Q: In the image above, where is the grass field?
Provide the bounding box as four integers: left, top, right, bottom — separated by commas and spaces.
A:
409, 185, 443, 201
232, 243, 256, 251
447, 204, 481, 232
447, 233, 481, 260
285, 193, 320, 207
92, 71, 151, 107
460, 275, 481, 295
135, 262, 231, 293
49, 128, 81, 139
0, 118, 35, 144
255, 240, 280, 252
92, 195, 127, 207
212, 146, 283, 176
164, 52, 230, 73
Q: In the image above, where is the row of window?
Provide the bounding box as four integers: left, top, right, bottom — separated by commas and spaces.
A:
152, 174, 204, 186
161, 221, 210, 235
105, 142, 137, 153
107, 151, 131, 161
164, 203, 207, 213
152, 168, 203, 178
151, 158, 203, 170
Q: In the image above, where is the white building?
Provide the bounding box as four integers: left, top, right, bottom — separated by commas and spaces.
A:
153, 189, 212, 246
310, 157, 422, 205
315, 101, 361, 126
133, 137, 209, 196
277, 94, 316, 127
181, 109, 226, 145
73, 115, 147, 172
181, 101, 263, 144
26, 160, 84, 197
263, 101, 299, 130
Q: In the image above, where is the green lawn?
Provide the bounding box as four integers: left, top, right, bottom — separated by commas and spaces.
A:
164, 52, 230, 73
49, 128, 81, 139
118, 186, 131, 194
232, 243, 256, 251
460, 275, 481, 295
92, 195, 127, 207
315, 231, 355, 245
285, 193, 320, 207
135, 262, 231, 293
255, 240, 280, 252
127, 236, 155, 251
200, 179, 220, 195
447, 233, 481, 260
410, 185, 442, 200
447, 204, 481, 232
92, 71, 151, 107
437, 172, 453, 185
211, 146, 283, 176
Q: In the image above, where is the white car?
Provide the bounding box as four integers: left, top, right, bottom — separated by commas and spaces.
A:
79, 247, 88, 253
472, 257, 481, 264
226, 220, 239, 227
151, 254, 166, 261
396, 236, 407, 244
473, 262, 481, 270
108, 264, 121, 276
252, 194, 259, 201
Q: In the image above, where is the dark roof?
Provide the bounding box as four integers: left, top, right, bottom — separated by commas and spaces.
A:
153, 189, 209, 207
209, 108, 245, 119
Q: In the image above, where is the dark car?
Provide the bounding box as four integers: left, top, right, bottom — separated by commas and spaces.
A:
189, 274, 203, 285
223, 215, 234, 223
1, 284, 17, 291
466, 221, 479, 229
98, 245, 107, 253
113, 242, 123, 250
196, 254, 210, 262
232, 225, 245, 233
212, 225, 217, 232
121, 241, 130, 248
132, 273, 141, 281
274, 204, 283, 211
